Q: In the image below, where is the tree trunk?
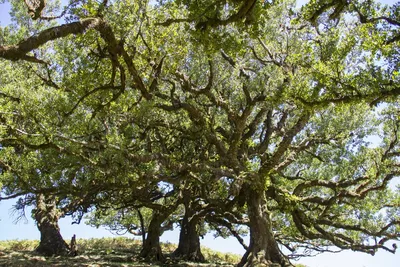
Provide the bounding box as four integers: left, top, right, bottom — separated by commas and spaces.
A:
238, 189, 291, 267
34, 194, 70, 256
139, 210, 166, 262
172, 202, 204, 262
137, 209, 146, 247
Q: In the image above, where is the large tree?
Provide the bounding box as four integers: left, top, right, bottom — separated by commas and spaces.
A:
1, 0, 400, 266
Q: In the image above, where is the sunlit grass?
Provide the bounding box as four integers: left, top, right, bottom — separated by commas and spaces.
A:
0, 237, 240, 266
0, 238, 307, 266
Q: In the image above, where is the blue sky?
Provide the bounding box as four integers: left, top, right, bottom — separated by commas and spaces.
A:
1, 0, 400, 266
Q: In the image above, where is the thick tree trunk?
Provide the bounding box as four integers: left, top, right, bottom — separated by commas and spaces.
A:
34, 194, 70, 256
172, 212, 205, 262
139, 210, 166, 262
172, 189, 204, 262
238, 189, 291, 267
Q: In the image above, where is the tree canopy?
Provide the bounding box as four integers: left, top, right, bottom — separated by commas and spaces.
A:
0, 0, 400, 266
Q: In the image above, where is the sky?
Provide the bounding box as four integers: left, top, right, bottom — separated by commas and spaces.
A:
1, 0, 400, 266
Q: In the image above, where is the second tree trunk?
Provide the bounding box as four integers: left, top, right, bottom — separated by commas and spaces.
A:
238, 188, 291, 267
139, 210, 168, 262
172, 212, 204, 262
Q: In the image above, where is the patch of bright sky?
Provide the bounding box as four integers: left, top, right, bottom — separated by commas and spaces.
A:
1, 0, 400, 266
1, 0, 398, 27
0, 2, 11, 27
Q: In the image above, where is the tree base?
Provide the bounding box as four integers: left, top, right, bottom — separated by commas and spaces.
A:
35, 242, 70, 257
238, 251, 292, 267
172, 250, 205, 262
139, 246, 165, 262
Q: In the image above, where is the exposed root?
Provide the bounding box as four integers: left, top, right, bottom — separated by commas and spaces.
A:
238, 250, 292, 267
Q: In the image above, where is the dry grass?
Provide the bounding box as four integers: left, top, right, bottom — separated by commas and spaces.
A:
0, 238, 307, 267
0, 238, 239, 267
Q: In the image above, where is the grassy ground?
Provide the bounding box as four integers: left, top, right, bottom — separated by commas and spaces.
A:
0, 237, 241, 267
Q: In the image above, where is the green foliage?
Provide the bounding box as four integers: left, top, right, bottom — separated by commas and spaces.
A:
1, 0, 400, 264
86, 208, 153, 237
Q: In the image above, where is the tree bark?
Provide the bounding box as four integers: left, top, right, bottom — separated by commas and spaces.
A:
172, 199, 204, 262
0, 18, 102, 62
139, 210, 167, 262
238, 188, 291, 267
137, 208, 146, 247
34, 194, 70, 256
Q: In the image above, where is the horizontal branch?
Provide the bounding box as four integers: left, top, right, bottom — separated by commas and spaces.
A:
0, 18, 102, 61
